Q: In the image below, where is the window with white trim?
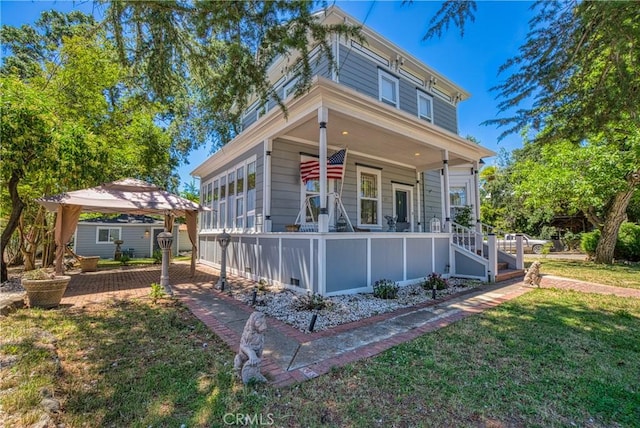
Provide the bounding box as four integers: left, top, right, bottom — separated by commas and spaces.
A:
256, 101, 269, 119
96, 227, 121, 244
378, 69, 399, 108
235, 166, 244, 228
219, 175, 227, 229
450, 186, 467, 207
227, 171, 235, 229
204, 181, 213, 228
212, 179, 219, 229
283, 77, 299, 99
201, 156, 258, 232
299, 155, 340, 225
417, 91, 433, 122
357, 166, 382, 227
246, 161, 256, 228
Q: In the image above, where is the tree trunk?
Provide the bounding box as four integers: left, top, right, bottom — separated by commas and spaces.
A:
1, 172, 25, 282
594, 188, 635, 264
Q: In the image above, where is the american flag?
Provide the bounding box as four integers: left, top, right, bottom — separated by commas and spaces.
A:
300, 149, 346, 183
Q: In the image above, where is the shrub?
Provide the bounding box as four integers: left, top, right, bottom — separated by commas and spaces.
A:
120, 254, 131, 265
563, 231, 582, 251
580, 230, 600, 257
292, 292, 332, 311
373, 279, 399, 299
616, 222, 640, 261
581, 222, 640, 261
22, 268, 55, 280
152, 249, 162, 264
454, 205, 474, 228
422, 272, 448, 290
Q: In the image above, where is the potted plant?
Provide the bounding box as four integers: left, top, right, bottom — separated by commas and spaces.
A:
79, 256, 100, 272
21, 269, 71, 308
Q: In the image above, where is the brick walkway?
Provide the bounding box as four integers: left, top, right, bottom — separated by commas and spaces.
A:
57, 264, 639, 387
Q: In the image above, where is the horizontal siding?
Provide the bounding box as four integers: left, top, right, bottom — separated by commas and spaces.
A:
74, 224, 176, 259
433, 97, 457, 133
399, 79, 417, 116
422, 170, 443, 229
339, 43, 459, 135
270, 140, 305, 231
337, 44, 378, 99
313, 51, 331, 79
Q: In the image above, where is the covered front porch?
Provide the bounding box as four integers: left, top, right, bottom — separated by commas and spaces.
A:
258, 77, 493, 235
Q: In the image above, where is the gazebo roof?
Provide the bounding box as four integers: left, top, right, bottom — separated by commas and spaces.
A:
37, 178, 205, 216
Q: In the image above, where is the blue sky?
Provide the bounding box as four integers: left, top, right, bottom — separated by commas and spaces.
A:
1, 0, 535, 189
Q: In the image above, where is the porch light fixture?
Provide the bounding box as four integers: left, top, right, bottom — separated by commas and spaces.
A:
144, 229, 150, 238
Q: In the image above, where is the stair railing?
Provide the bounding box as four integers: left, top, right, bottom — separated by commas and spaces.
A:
451, 222, 477, 254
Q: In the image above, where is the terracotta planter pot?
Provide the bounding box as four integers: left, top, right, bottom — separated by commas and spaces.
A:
21, 276, 71, 308
79, 256, 100, 272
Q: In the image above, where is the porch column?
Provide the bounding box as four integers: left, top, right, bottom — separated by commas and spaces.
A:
473, 160, 483, 256
441, 150, 451, 233
263, 138, 272, 232
473, 161, 482, 233
416, 171, 422, 232
318, 107, 329, 233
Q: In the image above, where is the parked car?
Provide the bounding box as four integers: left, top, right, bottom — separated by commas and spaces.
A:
497, 233, 551, 254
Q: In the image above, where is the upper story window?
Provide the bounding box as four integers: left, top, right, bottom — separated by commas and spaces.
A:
417, 91, 433, 122
378, 69, 399, 108
96, 227, 121, 244
283, 77, 299, 99
256, 101, 269, 119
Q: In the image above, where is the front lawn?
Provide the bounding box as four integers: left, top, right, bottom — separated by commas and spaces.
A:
525, 257, 640, 289
2, 289, 638, 427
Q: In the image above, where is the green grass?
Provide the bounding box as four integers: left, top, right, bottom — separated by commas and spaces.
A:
97, 255, 191, 268
2, 290, 639, 427
525, 256, 640, 289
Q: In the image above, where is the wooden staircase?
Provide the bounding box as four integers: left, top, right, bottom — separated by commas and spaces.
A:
496, 261, 524, 282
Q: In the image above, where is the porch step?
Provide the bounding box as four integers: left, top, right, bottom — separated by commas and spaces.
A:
496, 268, 525, 282
497, 262, 509, 271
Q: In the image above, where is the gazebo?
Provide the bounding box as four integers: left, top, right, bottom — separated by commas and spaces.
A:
37, 178, 208, 275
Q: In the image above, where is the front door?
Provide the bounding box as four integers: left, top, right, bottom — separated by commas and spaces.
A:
392, 184, 413, 232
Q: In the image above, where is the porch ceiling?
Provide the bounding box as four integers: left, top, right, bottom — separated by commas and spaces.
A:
278, 78, 494, 171
282, 112, 448, 170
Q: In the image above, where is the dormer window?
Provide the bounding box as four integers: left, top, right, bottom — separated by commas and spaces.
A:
378, 69, 399, 108
417, 91, 433, 122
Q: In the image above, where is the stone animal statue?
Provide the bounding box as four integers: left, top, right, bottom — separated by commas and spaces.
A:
384, 215, 397, 232
234, 311, 268, 384
523, 261, 542, 287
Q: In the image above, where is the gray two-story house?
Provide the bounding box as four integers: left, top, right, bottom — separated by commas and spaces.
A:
191, 6, 501, 296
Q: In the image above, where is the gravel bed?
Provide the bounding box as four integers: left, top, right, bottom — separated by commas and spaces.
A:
224, 278, 481, 332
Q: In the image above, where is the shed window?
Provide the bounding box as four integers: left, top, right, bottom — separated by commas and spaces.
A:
97, 227, 121, 244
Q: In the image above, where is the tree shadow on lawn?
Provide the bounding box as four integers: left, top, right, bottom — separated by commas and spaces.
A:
42, 299, 263, 427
